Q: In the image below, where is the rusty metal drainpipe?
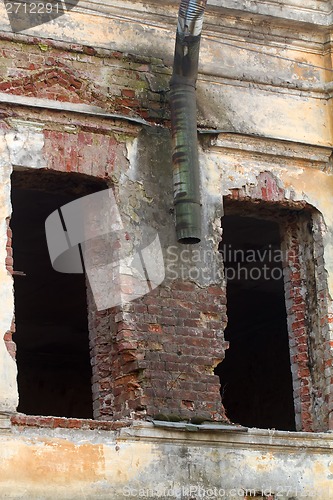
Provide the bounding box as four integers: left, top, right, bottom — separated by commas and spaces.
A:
170, 0, 207, 244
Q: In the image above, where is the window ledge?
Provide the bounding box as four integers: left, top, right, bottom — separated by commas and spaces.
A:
10, 414, 132, 431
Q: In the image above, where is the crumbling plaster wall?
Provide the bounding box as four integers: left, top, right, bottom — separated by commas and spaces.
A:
0, 0, 332, 379
0, 0, 333, 497
0, 0, 331, 424
0, 1, 332, 145
0, 422, 333, 499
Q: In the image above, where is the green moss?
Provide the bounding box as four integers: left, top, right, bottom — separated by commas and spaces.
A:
38, 43, 49, 52
153, 414, 170, 421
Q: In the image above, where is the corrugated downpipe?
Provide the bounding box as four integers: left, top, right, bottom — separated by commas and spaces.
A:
170, 0, 207, 244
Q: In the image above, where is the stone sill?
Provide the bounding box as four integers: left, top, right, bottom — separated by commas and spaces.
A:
119, 421, 333, 452
0, 92, 149, 127
5, 415, 333, 452
10, 413, 132, 431
8, 414, 245, 434
152, 419, 247, 433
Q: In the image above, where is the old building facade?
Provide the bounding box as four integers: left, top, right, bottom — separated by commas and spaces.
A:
0, 0, 333, 498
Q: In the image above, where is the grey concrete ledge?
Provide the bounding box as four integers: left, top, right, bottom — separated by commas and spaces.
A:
207, 0, 332, 26
0, 1, 330, 57
0, 92, 149, 127
5, 419, 333, 453
152, 420, 248, 433
203, 131, 333, 162
117, 421, 333, 452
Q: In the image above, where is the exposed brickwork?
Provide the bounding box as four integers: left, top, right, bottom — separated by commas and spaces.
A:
0, 33, 170, 123
4, 217, 16, 360
229, 171, 301, 208
306, 212, 333, 431
5, 217, 13, 275
3, 320, 16, 361
88, 281, 229, 422
88, 297, 118, 420
43, 129, 124, 177
283, 216, 314, 432
11, 413, 131, 431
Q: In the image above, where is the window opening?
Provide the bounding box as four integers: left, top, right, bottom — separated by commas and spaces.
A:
215, 214, 296, 431
11, 170, 107, 419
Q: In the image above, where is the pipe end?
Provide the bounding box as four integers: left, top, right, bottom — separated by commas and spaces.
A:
176, 225, 201, 245
175, 202, 201, 244
178, 235, 201, 245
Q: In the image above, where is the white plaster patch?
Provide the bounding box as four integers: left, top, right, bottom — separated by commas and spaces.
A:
123, 137, 139, 183
5, 121, 46, 169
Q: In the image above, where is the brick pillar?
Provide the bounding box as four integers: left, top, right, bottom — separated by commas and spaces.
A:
283, 217, 314, 432
4, 219, 16, 360
89, 279, 229, 422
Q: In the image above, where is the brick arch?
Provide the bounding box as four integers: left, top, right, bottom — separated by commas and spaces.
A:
0, 65, 146, 116
0, 67, 86, 103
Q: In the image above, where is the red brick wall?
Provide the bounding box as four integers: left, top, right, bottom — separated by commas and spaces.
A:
4, 218, 16, 360
283, 209, 333, 432
283, 216, 314, 432
0, 32, 169, 123
88, 281, 228, 422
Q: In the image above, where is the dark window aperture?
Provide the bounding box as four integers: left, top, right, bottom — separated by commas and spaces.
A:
215, 215, 296, 431
11, 170, 106, 419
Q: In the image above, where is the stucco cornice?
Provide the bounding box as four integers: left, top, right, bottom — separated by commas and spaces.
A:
0, 1, 332, 146
208, 0, 333, 26
76, 0, 333, 28
0, 1, 332, 55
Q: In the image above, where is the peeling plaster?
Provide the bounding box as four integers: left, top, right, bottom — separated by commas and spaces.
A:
0, 130, 18, 413
124, 138, 139, 183
1, 424, 332, 499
